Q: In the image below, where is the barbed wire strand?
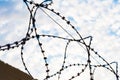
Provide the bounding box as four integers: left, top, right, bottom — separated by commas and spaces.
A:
0, 0, 119, 80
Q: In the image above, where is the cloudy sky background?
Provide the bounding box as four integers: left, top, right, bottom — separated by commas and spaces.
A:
0, 0, 120, 80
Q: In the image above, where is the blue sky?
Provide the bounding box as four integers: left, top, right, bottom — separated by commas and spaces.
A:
0, 0, 16, 8
0, 0, 120, 80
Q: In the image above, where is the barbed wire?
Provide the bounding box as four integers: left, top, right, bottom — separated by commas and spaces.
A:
0, 0, 119, 80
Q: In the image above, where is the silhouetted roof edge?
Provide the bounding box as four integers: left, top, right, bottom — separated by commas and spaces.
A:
0, 60, 34, 80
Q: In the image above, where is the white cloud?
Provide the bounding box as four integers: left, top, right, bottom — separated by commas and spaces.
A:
0, 0, 120, 80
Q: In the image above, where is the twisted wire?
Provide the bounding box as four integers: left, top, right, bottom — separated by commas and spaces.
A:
0, 0, 119, 80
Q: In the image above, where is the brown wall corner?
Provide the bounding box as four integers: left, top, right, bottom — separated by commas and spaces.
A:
0, 61, 33, 80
